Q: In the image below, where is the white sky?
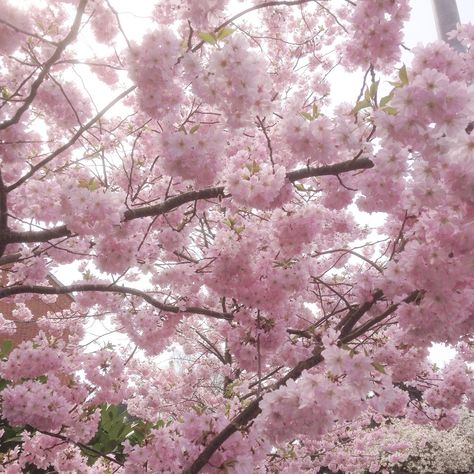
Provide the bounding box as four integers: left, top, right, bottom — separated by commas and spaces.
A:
408, 0, 474, 45
330, 0, 474, 104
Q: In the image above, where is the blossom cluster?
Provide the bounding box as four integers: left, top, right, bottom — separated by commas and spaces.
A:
59, 180, 124, 236
0, 340, 64, 381
128, 29, 183, 119
152, 0, 229, 30
2, 376, 80, 432
341, 0, 410, 70
280, 114, 337, 165
191, 37, 274, 127
159, 126, 226, 186
225, 150, 291, 210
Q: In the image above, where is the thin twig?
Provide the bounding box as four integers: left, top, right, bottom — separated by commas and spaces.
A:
0, 0, 88, 131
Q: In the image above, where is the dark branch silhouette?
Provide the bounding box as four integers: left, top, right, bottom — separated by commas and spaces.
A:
2, 157, 373, 245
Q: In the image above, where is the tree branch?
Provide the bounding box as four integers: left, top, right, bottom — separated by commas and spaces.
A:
0, 251, 23, 266
0, 283, 232, 320
340, 290, 422, 343
36, 429, 123, 467
0, 171, 7, 257
182, 351, 324, 474
286, 157, 373, 182
182, 287, 420, 473
0, 18, 59, 46
337, 289, 384, 339
124, 187, 226, 220
3, 158, 373, 245
191, 0, 316, 53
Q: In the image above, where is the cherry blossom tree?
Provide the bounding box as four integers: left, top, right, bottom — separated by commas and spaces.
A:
0, 0, 473, 472
338, 408, 474, 473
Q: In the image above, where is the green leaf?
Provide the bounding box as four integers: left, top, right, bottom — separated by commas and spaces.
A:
364, 87, 371, 102
295, 183, 305, 191
245, 160, 260, 175
383, 106, 398, 116
99, 439, 118, 453
109, 420, 133, 441
0, 378, 9, 391
379, 91, 394, 108
372, 362, 386, 374
0, 340, 13, 359
197, 31, 217, 45
154, 419, 165, 429
352, 97, 371, 114
234, 225, 245, 236
223, 217, 235, 229
127, 420, 155, 445
216, 27, 235, 40
1, 87, 10, 100
300, 111, 314, 121
78, 178, 100, 191
2, 435, 24, 444
84, 404, 163, 465
399, 64, 408, 86
83, 270, 93, 280
369, 80, 379, 99
388, 80, 402, 88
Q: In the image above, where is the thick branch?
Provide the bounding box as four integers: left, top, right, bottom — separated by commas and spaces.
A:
0, 171, 7, 257
0, 252, 22, 266
4, 158, 373, 245
286, 157, 373, 182
337, 289, 384, 339
4, 225, 71, 244
0, 283, 232, 320
124, 187, 226, 220
340, 290, 422, 342
0, 0, 88, 131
